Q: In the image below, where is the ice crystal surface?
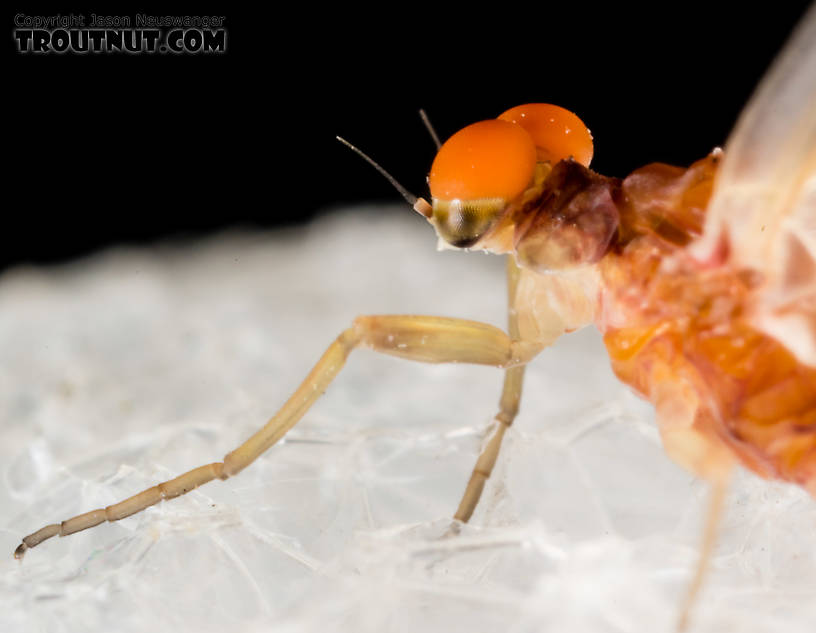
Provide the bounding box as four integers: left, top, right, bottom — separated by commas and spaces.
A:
2, 208, 815, 633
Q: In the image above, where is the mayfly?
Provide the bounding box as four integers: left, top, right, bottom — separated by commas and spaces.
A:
15, 6, 815, 630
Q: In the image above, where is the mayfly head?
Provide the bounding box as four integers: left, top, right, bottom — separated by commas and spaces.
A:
338, 104, 595, 256
425, 104, 595, 250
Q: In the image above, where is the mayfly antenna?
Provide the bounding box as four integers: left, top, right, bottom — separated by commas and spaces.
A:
419, 109, 442, 150
336, 136, 432, 218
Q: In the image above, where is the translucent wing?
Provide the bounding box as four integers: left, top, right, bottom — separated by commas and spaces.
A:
693, 5, 816, 366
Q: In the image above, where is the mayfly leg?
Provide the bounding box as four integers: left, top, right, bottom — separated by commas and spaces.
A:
676, 474, 731, 632
15, 313, 544, 559
453, 256, 526, 524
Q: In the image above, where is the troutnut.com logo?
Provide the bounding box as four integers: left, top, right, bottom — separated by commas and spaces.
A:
14, 13, 227, 54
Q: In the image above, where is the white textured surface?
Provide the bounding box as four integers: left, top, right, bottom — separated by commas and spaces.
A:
1, 208, 815, 633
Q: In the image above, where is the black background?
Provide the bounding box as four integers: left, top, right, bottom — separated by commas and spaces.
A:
5, 3, 813, 272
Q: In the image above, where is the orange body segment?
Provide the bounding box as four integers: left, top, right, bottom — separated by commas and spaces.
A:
499, 103, 594, 167
600, 156, 816, 492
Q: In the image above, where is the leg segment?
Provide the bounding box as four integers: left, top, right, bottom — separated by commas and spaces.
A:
453, 364, 525, 522
453, 256, 527, 523
675, 475, 730, 633
15, 314, 542, 559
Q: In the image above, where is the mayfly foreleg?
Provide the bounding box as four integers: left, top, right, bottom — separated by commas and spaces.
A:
15, 314, 543, 559
454, 256, 526, 523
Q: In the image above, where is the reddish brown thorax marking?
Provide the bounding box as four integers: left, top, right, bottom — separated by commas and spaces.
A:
614, 153, 719, 248
512, 160, 621, 272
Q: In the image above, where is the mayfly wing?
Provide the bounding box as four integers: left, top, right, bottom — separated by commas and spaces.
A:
693, 4, 816, 366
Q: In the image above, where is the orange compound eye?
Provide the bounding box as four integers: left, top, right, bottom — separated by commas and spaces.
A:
498, 103, 593, 167
429, 119, 537, 203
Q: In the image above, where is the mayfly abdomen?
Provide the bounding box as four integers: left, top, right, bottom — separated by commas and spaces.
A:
605, 315, 816, 492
